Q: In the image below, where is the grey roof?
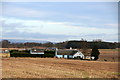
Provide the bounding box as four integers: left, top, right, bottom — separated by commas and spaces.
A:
57, 49, 78, 55
46, 47, 56, 50
31, 48, 44, 53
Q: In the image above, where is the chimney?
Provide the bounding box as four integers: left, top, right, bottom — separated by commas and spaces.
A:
55, 48, 58, 56
70, 47, 72, 50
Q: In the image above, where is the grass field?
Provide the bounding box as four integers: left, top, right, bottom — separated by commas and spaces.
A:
99, 49, 118, 54
1, 49, 119, 78
2, 58, 119, 78
98, 49, 119, 62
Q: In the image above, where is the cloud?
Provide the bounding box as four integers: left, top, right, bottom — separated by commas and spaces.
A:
1, 2, 118, 42
2, 30, 75, 42
67, 33, 118, 42
2, 17, 116, 35
104, 24, 118, 27
1, 17, 118, 42
2, 2, 117, 27
3, 5, 56, 19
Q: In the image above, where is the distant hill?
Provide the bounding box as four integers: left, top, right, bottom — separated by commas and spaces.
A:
1, 39, 50, 43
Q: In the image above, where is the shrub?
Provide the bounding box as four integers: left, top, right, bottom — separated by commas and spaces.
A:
44, 51, 55, 57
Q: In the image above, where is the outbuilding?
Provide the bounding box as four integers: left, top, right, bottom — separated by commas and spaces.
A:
30, 48, 45, 54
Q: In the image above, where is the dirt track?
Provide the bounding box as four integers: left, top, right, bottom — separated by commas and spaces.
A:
2, 58, 119, 78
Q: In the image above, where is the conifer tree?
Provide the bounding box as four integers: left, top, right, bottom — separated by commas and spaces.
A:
91, 45, 100, 60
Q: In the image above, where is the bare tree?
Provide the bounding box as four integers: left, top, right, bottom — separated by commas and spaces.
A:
81, 40, 89, 59
2, 40, 11, 48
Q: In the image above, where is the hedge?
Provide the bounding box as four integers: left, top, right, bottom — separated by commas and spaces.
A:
10, 50, 55, 57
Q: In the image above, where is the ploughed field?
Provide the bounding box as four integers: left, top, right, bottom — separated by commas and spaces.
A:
2, 58, 119, 78
98, 49, 119, 62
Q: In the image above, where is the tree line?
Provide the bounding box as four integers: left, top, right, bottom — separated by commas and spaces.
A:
1, 39, 120, 49
65, 40, 119, 49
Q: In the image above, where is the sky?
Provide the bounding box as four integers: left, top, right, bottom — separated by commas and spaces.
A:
1, 2, 118, 42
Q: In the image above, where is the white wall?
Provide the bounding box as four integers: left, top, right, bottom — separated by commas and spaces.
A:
73, 52, 84, 59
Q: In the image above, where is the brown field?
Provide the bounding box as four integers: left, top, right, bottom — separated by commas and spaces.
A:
1, 49, 120, 79
2, 58, 119, 78
98, 49, 119, 62
99, 49, 118, 54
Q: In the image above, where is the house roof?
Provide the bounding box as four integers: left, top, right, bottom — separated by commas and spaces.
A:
31, 48, 45, 53
47, 47, 56, 50
57, 49, 78, 55
45, 47, 56, 51
32, 47, 46, 49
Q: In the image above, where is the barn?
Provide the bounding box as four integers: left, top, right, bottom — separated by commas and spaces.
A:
55, 49, 84, 59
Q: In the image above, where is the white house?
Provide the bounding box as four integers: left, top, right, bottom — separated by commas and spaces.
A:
55, 48, 84, 59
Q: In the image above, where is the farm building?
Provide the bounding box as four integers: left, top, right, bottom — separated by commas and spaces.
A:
30, 48, 55, 57
45, 47, 56, 51
1, 49, 9, 53
30, 48, 45, 54
55, 49, 84, 59
9, 48, 84, 59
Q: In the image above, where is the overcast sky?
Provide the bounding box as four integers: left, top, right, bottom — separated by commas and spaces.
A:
1, 2, 118, 42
